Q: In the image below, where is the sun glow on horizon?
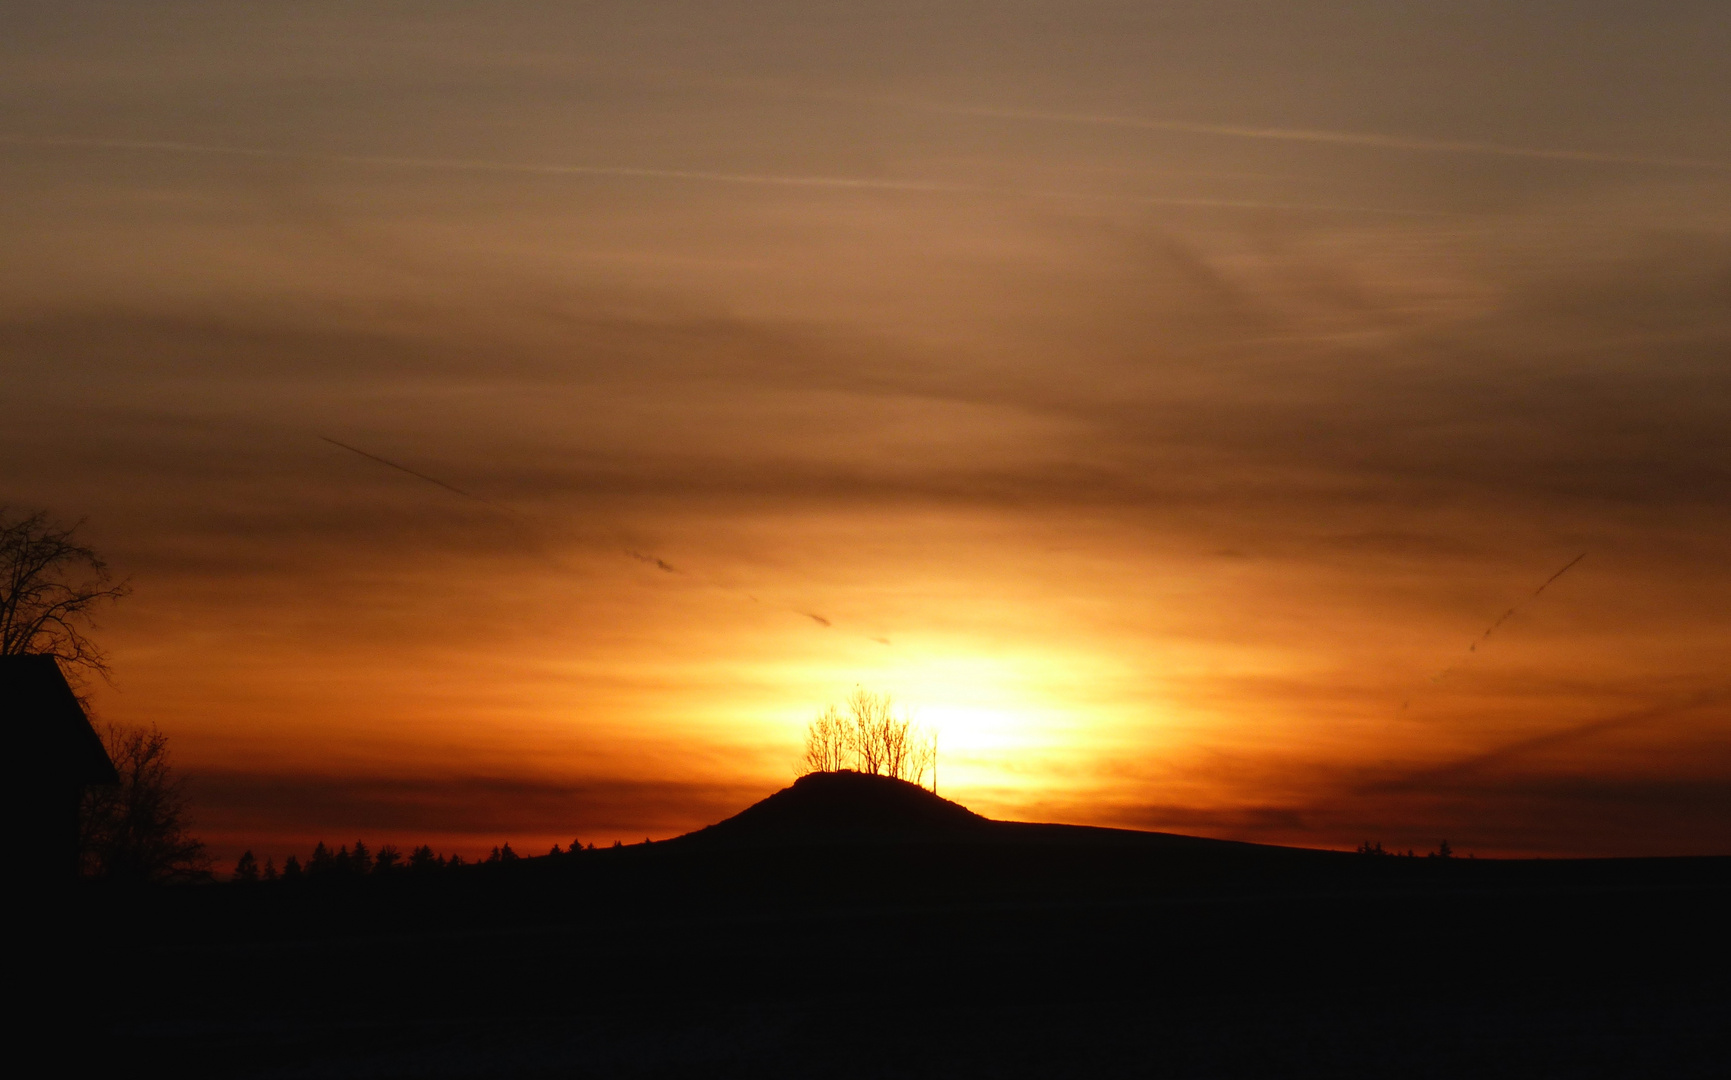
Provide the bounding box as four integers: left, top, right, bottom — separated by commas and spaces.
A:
17, 0, 1731, 865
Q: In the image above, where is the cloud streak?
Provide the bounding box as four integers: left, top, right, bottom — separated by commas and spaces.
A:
0, 134, 1435, 216
1375, 688, 1731, 793
188, 770, 764, 844
930, 105, 1731, 173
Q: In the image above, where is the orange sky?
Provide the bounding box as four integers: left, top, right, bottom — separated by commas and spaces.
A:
4, 2, 1730, 863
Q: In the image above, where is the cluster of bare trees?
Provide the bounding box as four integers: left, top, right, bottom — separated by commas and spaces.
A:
802, 687, 938, 789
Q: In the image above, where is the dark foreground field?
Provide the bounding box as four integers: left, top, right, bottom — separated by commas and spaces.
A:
45, 775, 1731, 1077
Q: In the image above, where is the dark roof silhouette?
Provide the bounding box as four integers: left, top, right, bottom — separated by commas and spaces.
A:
5, 654, 118, 880
675, 770, 990, 848
1, 654, 117, 785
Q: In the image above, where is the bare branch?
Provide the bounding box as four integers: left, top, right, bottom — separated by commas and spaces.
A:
802, 705, 854, 773
0, 508, 130, 680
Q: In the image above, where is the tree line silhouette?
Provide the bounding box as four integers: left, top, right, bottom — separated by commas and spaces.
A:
1357, 839, 1461, 859
230, 838, 610, 882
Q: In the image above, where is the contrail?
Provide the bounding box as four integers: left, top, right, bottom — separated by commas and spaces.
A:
929, 105, 1731, 174
320, 436, 515, 514
627, 550, 680, 574
321, 436, 720, 602
1462, 552, 1587, 657
3, 134, 1434, 216
321, 434, 883, 642
323, 437, 695, 573
1406, 553, 1588, 700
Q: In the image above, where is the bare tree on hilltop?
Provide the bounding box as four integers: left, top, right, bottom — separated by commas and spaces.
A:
0, 508, 131, 681
802, 687, 937, 789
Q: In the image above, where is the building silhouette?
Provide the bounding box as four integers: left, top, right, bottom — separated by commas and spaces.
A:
2, 655, 117, 879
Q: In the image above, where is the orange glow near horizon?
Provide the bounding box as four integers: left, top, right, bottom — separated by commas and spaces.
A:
7, 3, 1731, 866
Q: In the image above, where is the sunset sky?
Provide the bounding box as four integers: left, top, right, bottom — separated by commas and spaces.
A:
4, 2, 1729, 862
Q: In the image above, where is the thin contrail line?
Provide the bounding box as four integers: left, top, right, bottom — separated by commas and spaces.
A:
1461, 552, 1588, 657
320, 435, 515, 514
0, 134, 1435, 216
1403, 553, 1588, 707
931, 105, 1731, 173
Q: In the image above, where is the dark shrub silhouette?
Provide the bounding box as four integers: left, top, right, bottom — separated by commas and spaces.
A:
233, 850, 259, 882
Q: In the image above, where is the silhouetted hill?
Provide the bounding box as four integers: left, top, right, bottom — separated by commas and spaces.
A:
672, 770, 989, 847
672, 769, 1300, 856
67, 769, 1731, 1079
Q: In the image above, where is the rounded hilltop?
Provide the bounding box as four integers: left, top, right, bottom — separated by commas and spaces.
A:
675, 770, 989, 848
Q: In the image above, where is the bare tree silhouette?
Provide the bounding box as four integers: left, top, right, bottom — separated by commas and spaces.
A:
802, 705, 852, 773
79, 722, 209, 882
801, 688, 937, 788
0, 508, 130, 681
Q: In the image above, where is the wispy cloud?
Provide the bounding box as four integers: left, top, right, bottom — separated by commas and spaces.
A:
189, 770, 763, 842
0, 134, 1436, 216
1372, 688, 1731, 794
928, 105, 1731, 173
